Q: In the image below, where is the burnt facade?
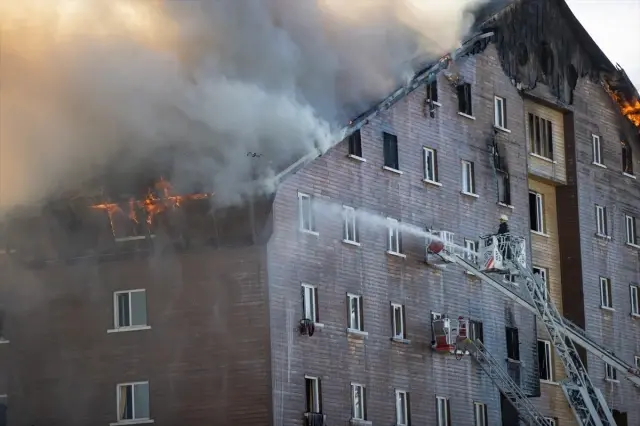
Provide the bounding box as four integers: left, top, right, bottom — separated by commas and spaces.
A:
0, 0, 639, 425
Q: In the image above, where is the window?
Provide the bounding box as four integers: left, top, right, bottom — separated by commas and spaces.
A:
506, 327, 520, 361
457, 83, 472, 116
494, 96, 507, 128
461, 160, 476, 194
528, 113, 553, 159
348, 129, 362, 158
469, 320, 484, 343
117, 382, 150, 422
498, 172, 511, 205
426, 80, 438, 103
622, 140, 633, 175
538, 340, 553, 381
504, 274, 516, 285
351, 384, 367, 420
347, 294, 364, 331
464, 239, 479, 263
630, 285, 639, 316
436, 396, 451, 426
532, 267, 548, 301
600, 277, 612, 309
544, 418, 557, 426
625, 215, 638, 245
343, 206, 359, 243
114, 290, 148, 329
529, 192, 544, 233
383, 132, 399, 170
391, 303, 406, 339
302, 284, 319, 323
592, 134, 603, 165
396, 390, 410, 426
595, 205, 608, 236
474, 402, 488, 426
605, 363, 617, 381
387, 218, 402, 254
635, 356, 640, 369
305, 376, 322, 414
423, 147, 439, 183
298, 192, 315, 232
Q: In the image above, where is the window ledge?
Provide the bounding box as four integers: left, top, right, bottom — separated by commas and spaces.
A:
506, 358, 521, 364
529, 152, 557, 164
604, 378, 620, 384
460, 191, 479, 199
343, 239, 361, 247
540, 379, 558, 386
423, 179, 442, 187
347, 154, 366, 162
382, 166, 403, 175
110, 420, 155, 426
592, 162, 607, 169
107, 326, 151, 334
465, 270, 478, 277
494, 125, 511, 134
600, 306, 615, 312
313, 323, 325, 329
0, 339, 9, 345
300, 229, 319, 237
458, 112, 476, 120
630, 313, 640, 319
429, 101, 442, 107
386, 250, 407, 259
350, 419, 372, 426
115, 235, 155, 243
623, 172, 637, 179
531, 230, 549, 238
390, 337, 411, 345
498, 202, 515, 210
346, 328, 368, 338
595, 233, 611, 240
625, 242, 640, 249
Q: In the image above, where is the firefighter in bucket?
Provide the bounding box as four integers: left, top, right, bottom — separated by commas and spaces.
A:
431, 316, 472, 360
496, 214, 512, 266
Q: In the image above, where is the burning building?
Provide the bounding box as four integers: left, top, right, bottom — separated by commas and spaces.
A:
0, 0, 639, 425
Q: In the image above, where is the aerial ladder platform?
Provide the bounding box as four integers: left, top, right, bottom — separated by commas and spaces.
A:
428, 232, 627, 426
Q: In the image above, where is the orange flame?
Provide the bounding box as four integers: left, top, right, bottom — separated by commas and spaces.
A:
603, 83, 640, 128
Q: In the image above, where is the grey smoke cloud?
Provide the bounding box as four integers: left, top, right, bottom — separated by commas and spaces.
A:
0, 0, 487, 208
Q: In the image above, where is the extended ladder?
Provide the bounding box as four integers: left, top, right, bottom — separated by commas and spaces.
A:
467, 339, 552, 426
435, 234, 616, 426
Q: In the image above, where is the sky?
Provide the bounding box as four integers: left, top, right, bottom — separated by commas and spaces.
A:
566, 0, 640, 88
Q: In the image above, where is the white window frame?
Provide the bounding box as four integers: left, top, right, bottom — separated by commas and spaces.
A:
116, 381, 150, 422
530, 191, 544, 233
528, 113, 554, 160
544, 418, 557, 426
630, 285, 639, 316
423, 147, 438, 183
464, 239, 479, 263
387, 217, 402, 255
302, 283, 318, 323
351, 383, 366, 420
635, 356, 640, 369
305, 376, 321, 414
605, 362, 618, 382
538, 339, 554, 382
391, 303, 405, 339
474, 402, 488, 426
343, 205, 358, 244
626, 214, 637, 246
395, 390, 409, 426
595, 205, 608, 236
494, 96, 506, 129
600, 277, 613, 309
113, 289, 148, 330
592, 134, 603, 165
436, 396, 449, 426
461, 160, 476, 195
298, 192, 315, 233
347, 293, 364, 331
532, 267, 548, 301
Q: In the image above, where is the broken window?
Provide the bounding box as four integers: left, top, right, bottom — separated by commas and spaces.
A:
469, 320, 484, 343
622, 141, 633, 175
348, 130, 363, 158
506, 327, 520, 361
538, 340, 553, 381
426, 80, 438, 103
457, 83, 473, 116
383, 132, 399, 170
528, 113, 554, 159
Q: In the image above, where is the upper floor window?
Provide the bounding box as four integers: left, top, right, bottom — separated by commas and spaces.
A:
474, 402, 488, 426
347, 293, 364, 332
383, 132, 400, 171
538, 340, 553, 382
298, 192, 316, 233
630, 284, 639, 316
529, 191, 544, 233
117, 382, 150, 423
544, 418, 557, 426
625, 214, 638, 246
605, 362, 618, 381
592, 134, 603, 165
532, 267, 548, 301
469, 320, 484, 343
600, 277, 613, 309
426, 80, 438, 103
595, 205, 608, 237
506, 327, 520, 361
348, 130, 363, 158
494, 96, 507, 129
387, 218, 403, 255
457, 83, 473, 116
302, 283, 319, 323
622, 140, 633, 175
528, 113, 553, 160
305, 376, 322, 414
391, 303, 406, 340
343, 206, 359, 244
423, 147, 439, 183
464, 239, 479, 264
113, 290, 148, 330
351, 383, 367, 420
461, 160, 476, 195
436, 396, 450, 426
395, 390, 410, 426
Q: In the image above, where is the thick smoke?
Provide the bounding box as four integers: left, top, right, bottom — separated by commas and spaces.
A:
0, 0, 487, 208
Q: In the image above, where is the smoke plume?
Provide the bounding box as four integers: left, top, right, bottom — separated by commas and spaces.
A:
0, 0, 487, 208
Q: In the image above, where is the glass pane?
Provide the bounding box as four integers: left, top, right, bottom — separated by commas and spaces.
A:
119, 385, 133, 420
117, 293, 130, 327
397, 392, 406, 423
130, 291, 147, 327
133, 382, 150, 419
353, 386, 362, 418
394, 307, 402, 337
350, 298, 358, 329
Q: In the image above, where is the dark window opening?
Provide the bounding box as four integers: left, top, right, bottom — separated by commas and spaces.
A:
383, 132, 399, 170
528, 113, 553, 159
498, 172, 511, 206
538, 340, 552, 381
469, 320, 484, 343
457, 83, 473, 116
305, 377, 322, 414
622, 141, 633, 174
348, 130, 362, 158
506, 327, 520, 360
426, 80, 438, 103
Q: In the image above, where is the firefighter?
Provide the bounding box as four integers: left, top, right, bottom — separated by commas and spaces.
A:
497, 214, 510, 234
497, 214, 512, 265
